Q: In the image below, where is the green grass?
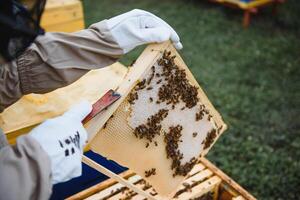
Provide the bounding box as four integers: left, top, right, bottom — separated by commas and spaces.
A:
82, 1, 300, 199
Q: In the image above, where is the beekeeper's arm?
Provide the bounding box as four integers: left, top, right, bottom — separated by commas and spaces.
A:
0, 101, 92, 200
0, 9, 182, 200
0, 9, 182, 111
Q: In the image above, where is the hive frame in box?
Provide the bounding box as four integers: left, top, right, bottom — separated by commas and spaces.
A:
84, 41, 227, 198
67, 158, 256, 200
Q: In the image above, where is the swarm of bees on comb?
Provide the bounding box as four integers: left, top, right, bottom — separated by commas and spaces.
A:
127, 50, 223, 178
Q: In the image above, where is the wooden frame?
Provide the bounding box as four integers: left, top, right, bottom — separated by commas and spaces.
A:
85, 41, 227, 196
67, 157, 256, 200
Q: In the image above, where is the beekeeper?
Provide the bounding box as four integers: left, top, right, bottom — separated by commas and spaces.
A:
0, 1, 182, 199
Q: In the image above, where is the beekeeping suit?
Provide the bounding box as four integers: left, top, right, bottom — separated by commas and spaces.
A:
0, 3, 182, 200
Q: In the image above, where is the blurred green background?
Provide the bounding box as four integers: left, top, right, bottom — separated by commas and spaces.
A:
82, 0, 300, 199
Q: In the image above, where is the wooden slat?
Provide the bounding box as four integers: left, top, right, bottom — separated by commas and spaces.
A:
86, 175, 141, 200
66, 171, 134, 200
176, 176, 221, 200
187, 163, 206, 177
176, 169, 213, 192
102, 177, 158, 200
200, 158, 256, 200
82, 156, 158, 200
130, 187, 158, 200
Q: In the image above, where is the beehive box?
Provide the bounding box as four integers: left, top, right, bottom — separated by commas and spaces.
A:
2, 0, 85, 144
40, 0, 84, 32
22, 0, 84, 32
85, 41, 227, 197
209, 0, 275, 9
208, 0, 284, 27
1, 63, 128, 144
66, 157, 256, 200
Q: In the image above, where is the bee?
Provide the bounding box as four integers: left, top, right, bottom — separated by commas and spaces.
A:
182, 183, 192, 192
207, 114, 212, 121
135, 79, 146, 90
145, 168, 156, 177
195, 111, 204, 121
128, 91, 138, 104
103, 122, 108, 129
150, 191, 158, 196
203, 129, 217, 149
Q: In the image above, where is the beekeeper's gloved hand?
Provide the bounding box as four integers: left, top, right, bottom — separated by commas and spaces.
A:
29, 101, 92, 184
106, 9, 183, 53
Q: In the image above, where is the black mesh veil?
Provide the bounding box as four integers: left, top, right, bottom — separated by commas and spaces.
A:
0, 0, 46, 62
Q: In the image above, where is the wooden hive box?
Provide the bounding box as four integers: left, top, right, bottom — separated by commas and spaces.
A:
0, 63, 128, 145
21, 0, 85, 32
40, 0, 85, 32
66, 157, 256, 200
2, 0, 86, 144
209, 0, 284, 27
85, 42, 227, 197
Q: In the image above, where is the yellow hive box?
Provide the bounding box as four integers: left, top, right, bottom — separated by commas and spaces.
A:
1, 63, 128, 145
212, 0, 275, 9
41, 0, 85, 32
5, 0, 86, 144
22, 0, 84, 32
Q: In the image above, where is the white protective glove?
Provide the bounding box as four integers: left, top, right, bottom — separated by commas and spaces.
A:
106, 9, 183, 53
29, 101, 92, 184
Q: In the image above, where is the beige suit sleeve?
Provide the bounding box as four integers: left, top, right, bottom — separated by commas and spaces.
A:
0, 133, 52, 200
0, 19, 123, 112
